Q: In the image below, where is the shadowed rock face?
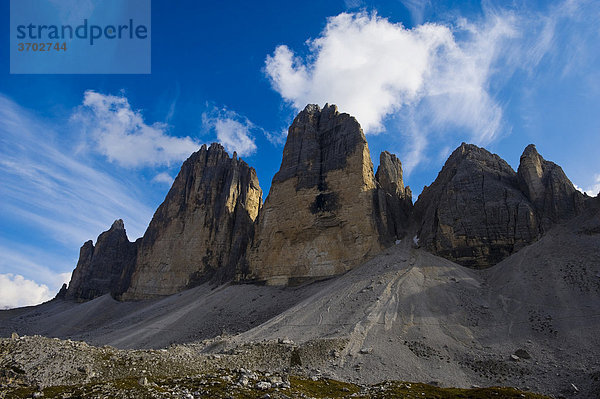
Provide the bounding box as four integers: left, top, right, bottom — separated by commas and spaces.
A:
246, 104, 392, 284
375, 151, 413, 239
517, 144, 585, 228
120, 143, 262, 300
414, 143, 541, 268
413, 143, 589, 268
65, 220, 137, 301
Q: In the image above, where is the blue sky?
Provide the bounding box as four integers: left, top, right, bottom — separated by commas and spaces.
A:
1, 0, 599, 308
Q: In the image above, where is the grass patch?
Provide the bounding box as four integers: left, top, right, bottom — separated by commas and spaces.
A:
1, 374, 551, 399
290, 375, 360, 397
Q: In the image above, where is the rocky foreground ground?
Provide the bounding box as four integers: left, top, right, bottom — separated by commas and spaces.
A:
1, 334, 553, 399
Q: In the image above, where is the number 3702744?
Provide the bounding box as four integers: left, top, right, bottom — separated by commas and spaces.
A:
17, 42, 67, 52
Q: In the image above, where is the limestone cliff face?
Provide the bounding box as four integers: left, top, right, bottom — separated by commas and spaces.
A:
65, 219, 137, 301
61, 105, 589, 299
121, 143, 262, 300
375, 151, 413, 239
517, 144, 585, 228
413, 143, 540, 268
245, 104, 389, 284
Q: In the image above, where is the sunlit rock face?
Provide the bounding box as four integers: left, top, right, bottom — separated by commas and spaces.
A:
245, 104, 403, 285
121, 143, 262, 300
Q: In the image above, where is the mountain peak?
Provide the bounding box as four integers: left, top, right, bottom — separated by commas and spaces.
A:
247, 105, 395, 284
110, 219, 125, 231
517, 144, 584, 227
522, 143, 539, 157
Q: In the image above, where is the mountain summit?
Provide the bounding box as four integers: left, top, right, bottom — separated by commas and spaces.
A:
246, 104, 410, 285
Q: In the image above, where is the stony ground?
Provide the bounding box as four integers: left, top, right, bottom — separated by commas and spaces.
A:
2, 208, 598, 398
1, 334, 550, 399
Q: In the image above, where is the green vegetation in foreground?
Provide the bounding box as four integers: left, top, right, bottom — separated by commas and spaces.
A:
2, 374, 551, 399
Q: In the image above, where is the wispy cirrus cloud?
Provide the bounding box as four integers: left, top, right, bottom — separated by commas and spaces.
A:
72, 90, 201, 168
0, 94, 154, 245
400, 0, 431, 25
0, 241, 72, 288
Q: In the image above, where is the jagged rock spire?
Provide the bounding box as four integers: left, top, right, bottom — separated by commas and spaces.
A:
517, 144, 584, 227
121, 143, 262, 300
65, 219, 137, 301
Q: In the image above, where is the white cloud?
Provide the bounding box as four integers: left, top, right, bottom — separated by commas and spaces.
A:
72, 90, 201, 168
202, 108, 257, 157
0, 94, 154, 245
575, 174, 600, 197
0, 271, 70, 309
264, 7, 584, 173
266, 12, 460, 134
0, 274, 52, 309
152, 172, 174, 185
264, 11, 516, 136
400, 0, 431, 24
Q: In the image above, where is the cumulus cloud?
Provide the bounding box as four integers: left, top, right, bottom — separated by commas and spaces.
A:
72, 90, 201, 168
266, 12, 458, 133
264, 8, 580, 173
0, 274, 52, 309
202, 108, 257, 156
152, 172, 174, 185
264, 11, 514, 135
575, 174, 600, 197
0, 271, 71, 309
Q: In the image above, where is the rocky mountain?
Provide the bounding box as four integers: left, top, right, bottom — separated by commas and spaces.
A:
413, 143, 541, 268
2, 104, 599, 398
376, 151, 413, 240
121, 143, 262, 300
62, 219, 137, 301
518, 144, 585, 228
245, 104, 408, 285
62, 144, 262, 302
413, 143, 586, 268
59, 106, 589, 300
3, 197, 598, 398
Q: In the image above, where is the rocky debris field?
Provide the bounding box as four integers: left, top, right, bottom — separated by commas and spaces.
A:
0, 335, 550, 399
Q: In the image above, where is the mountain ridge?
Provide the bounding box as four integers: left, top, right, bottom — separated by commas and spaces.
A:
61, 105, 594, 301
